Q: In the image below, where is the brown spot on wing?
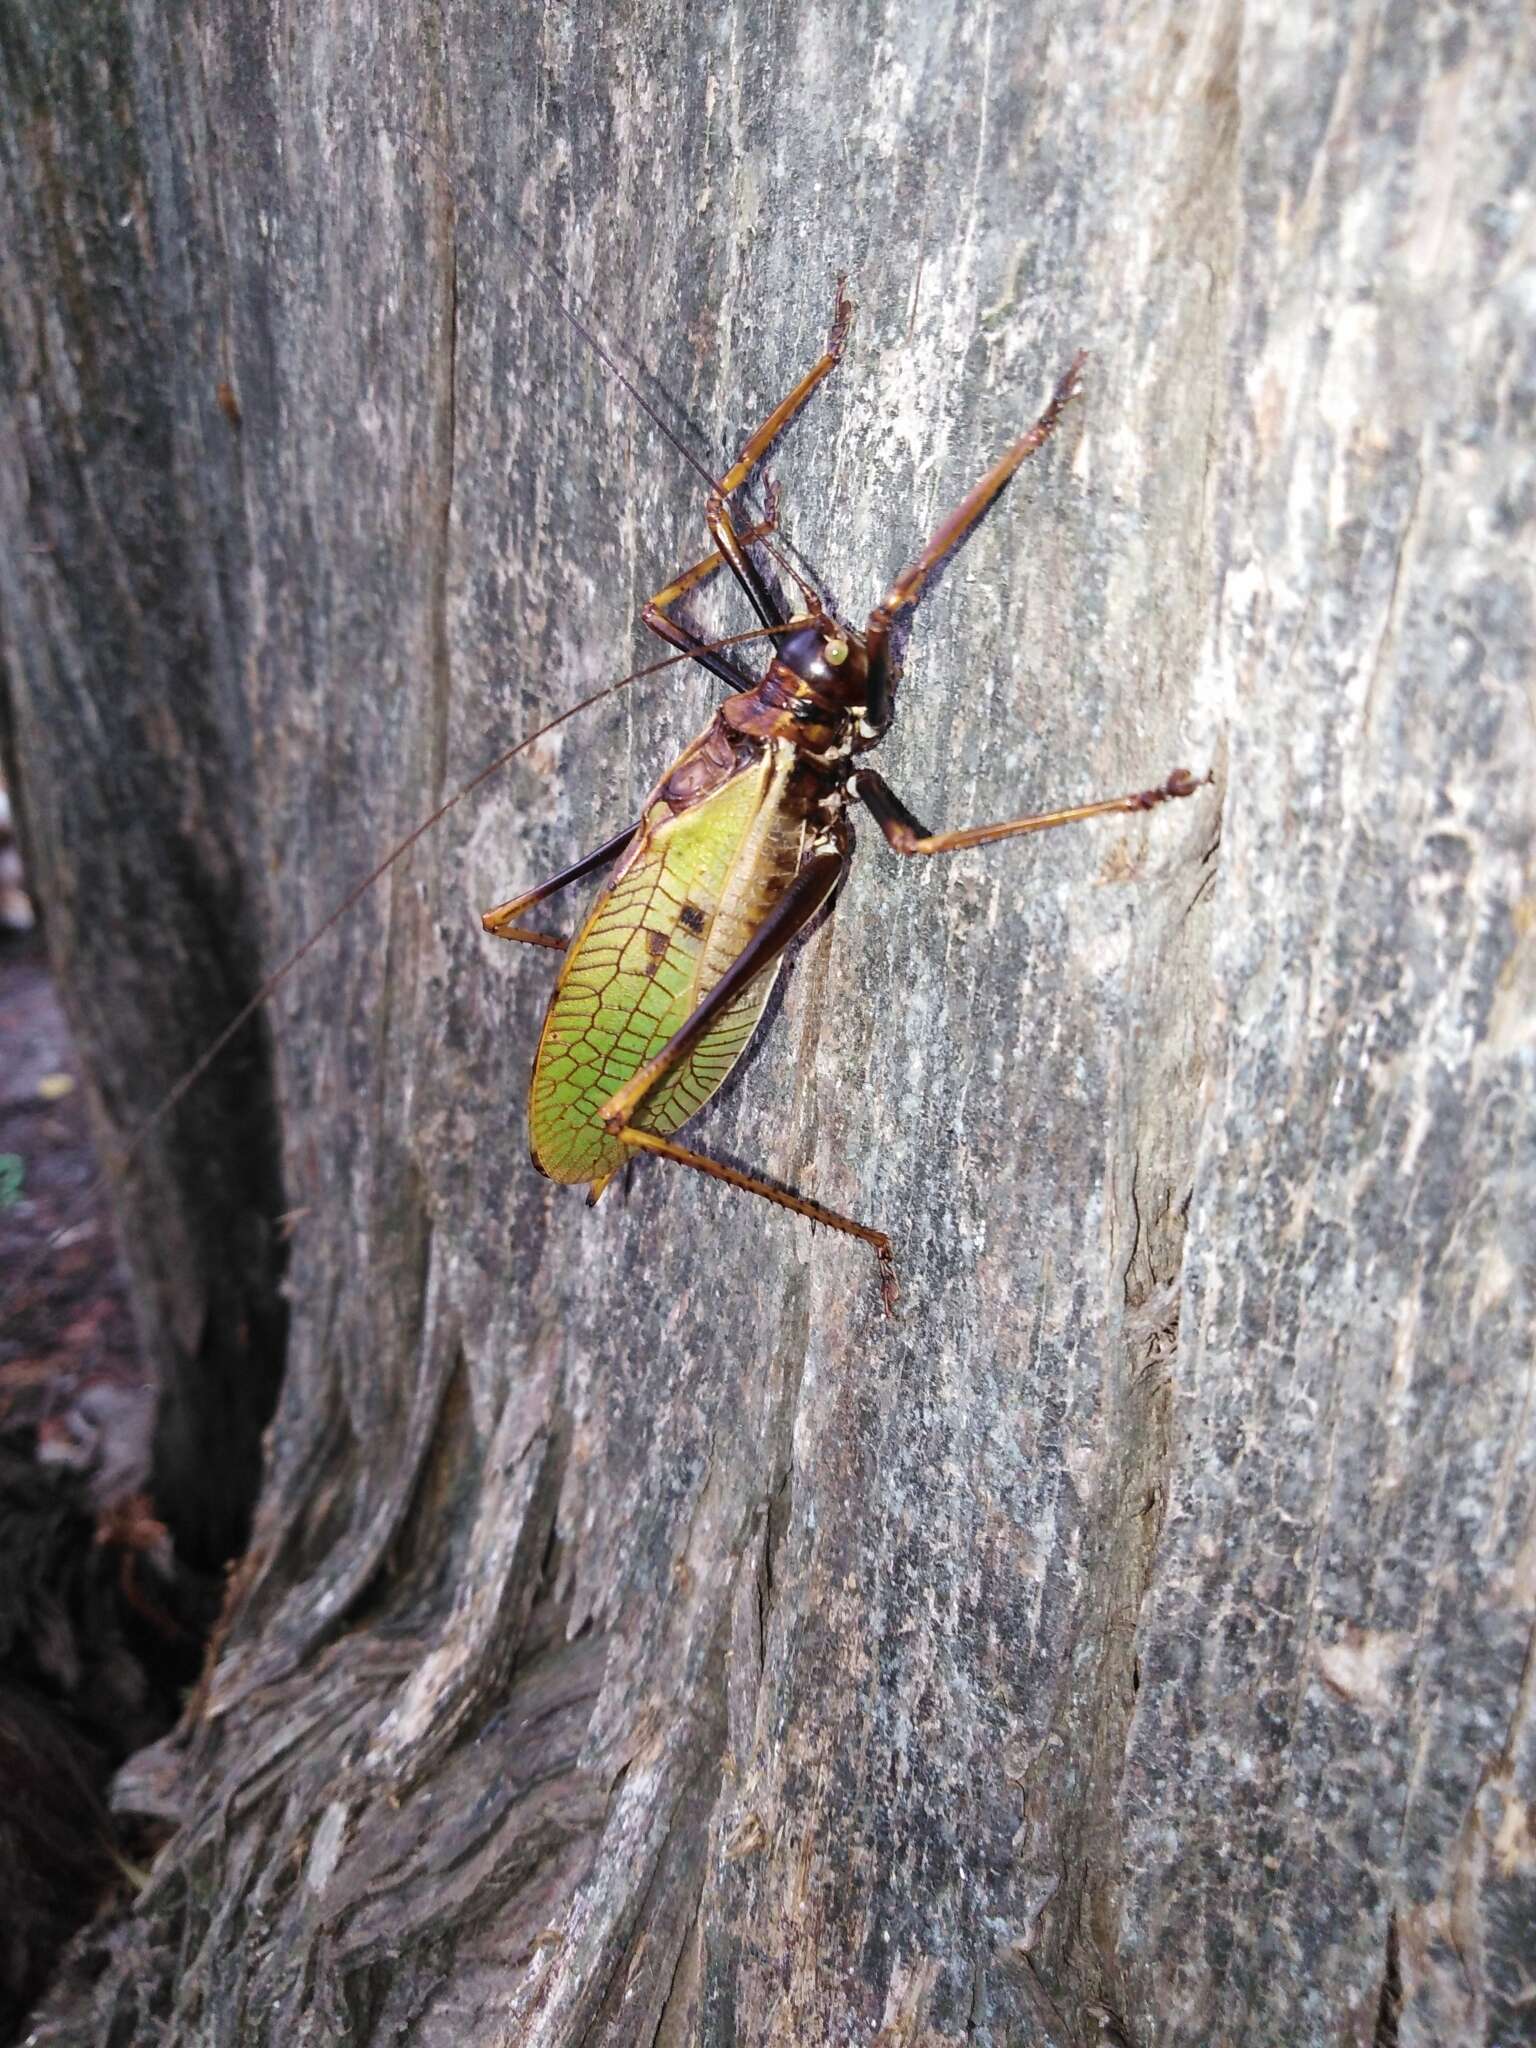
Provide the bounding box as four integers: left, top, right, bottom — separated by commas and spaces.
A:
679, 902, 706, 935
641, 924, 669, 978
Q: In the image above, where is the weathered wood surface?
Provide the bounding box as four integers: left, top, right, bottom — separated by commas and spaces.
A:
2, 0, 1532, 2042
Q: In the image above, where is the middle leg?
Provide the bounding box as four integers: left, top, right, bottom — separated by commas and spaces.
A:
852, 765, 1204, 859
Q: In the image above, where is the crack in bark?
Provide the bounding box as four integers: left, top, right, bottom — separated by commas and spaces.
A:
1372, 1910, 1402, 2048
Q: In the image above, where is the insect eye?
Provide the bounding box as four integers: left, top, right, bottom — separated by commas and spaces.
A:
824, 639, 849, 667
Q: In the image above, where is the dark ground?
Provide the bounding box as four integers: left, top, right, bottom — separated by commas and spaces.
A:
0, 932, 144, 1438
0, 908, 197, 2042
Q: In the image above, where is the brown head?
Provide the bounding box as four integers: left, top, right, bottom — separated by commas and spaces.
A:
719, 612, 884, 761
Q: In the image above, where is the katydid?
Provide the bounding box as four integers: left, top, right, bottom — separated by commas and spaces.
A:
479, 289, 1202, 1313
3, 268, 1204, 1329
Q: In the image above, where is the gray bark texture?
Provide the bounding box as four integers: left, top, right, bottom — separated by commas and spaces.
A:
2, 0, 1533, 2042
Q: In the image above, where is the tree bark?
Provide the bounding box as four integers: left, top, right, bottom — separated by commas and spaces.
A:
2, 1, 1532, 2043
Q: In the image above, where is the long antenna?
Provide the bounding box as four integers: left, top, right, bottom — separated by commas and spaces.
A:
392, 121, 734, 506
10, 125, 824, 1332
0, 624, 791, 1332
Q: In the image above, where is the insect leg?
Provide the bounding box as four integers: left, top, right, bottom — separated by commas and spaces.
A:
594, 844, 899, 1310
618, 1128, 899, 1316
640, 507, 780, 692
863, 351, 1087, 729
481, 823, 637, 950
852, 765, 1205, 858
597, 849, 846, 1133
706, 279, 855, 631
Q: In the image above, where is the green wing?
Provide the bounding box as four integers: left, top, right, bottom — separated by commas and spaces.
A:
528, 753, 800, 1185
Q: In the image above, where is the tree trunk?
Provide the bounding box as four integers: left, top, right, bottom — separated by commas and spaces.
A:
2, 1, 1532, 2042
